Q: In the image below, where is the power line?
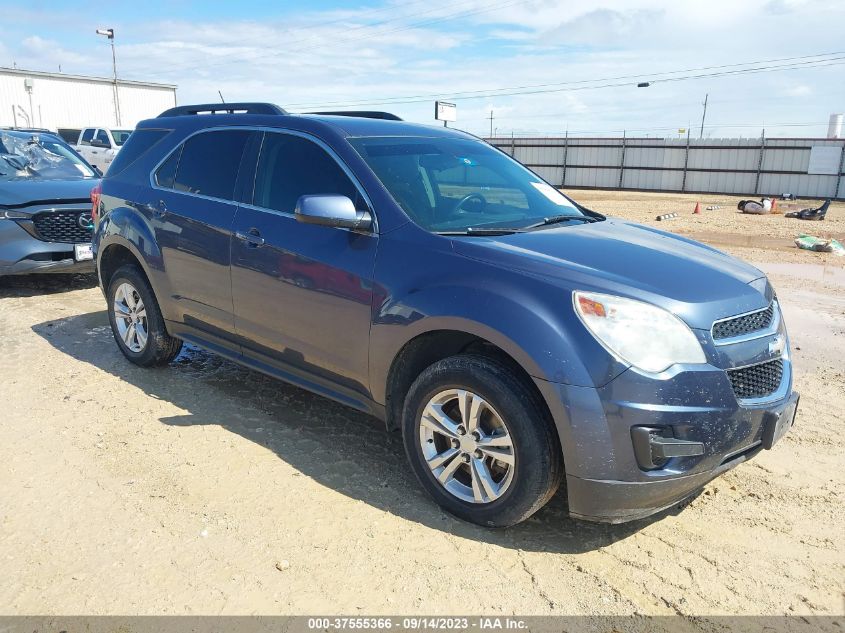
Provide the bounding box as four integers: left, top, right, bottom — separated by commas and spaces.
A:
290, 52, 845, 109
290, 50, 845, 107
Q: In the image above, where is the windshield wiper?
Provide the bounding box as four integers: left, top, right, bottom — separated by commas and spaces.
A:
523, 215, 596, 230
436, 227, 528, 236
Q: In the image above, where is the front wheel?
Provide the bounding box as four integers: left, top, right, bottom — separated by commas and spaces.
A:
106, 264, 182, 367
401, 354, 562, 527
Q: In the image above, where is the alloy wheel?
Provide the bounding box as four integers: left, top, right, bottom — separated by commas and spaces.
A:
418, 389, 515, 504
113, 282, 149, 353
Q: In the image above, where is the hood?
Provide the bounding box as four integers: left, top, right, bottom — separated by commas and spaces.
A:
0, 177, 98, 208
451, 218, 769, 330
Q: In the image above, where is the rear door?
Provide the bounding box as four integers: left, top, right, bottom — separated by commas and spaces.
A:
231, 130, 378, 397
146, 128, 254, 343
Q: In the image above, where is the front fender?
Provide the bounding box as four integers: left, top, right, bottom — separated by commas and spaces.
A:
368, 231, 628, 404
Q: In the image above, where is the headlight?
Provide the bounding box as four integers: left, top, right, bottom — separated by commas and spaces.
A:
573, 291, 706, 373
0, 210, 29, 220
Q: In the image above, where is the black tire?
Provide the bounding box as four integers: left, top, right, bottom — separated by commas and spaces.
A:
401, 354, 563, 527
106, 264, 182, 367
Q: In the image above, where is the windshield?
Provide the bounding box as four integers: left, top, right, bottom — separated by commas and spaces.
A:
0, 131, 97, 180
111, 130, 133, 146
349, 136, 584, 232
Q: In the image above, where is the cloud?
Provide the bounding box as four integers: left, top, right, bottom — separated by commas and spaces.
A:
785, 84, 812, 96
538, 9, 664, 46
1, 0, 844, 137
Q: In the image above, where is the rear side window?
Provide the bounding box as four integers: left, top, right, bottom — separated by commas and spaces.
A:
106, 129, 169, 177
80, 128, 94, 145
253, 133, 363, 213
155, 147, 180, 188
173, 130, 251, 200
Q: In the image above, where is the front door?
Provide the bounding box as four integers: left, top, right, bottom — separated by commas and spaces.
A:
231, 131, 378, 397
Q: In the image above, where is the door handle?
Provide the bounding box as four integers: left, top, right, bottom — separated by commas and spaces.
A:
235, 229, 265, 247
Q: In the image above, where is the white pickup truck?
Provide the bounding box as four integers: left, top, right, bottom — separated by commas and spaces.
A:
74, 127, 132, 173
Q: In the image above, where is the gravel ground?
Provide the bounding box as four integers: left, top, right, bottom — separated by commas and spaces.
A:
0, 190, 843, 622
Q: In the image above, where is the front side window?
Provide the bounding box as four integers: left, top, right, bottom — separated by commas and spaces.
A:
94, 129, 110, 146
172, 130, 251, 200
349, 136, 583, 233
80, 128, 95, 145
253, 133, 364, 213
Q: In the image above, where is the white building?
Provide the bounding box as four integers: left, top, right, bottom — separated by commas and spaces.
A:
0, 67, 177, 131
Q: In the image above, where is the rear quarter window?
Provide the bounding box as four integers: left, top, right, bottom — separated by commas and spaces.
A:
105, 129, 170, 177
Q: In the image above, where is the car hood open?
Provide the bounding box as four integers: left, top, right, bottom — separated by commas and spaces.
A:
450, 218, 769, 330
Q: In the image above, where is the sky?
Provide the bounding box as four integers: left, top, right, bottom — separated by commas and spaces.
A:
1, 0, 844, 138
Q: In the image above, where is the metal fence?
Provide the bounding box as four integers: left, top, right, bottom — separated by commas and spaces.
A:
486, 134, 845, 200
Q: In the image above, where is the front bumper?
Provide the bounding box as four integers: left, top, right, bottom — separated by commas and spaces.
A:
0, 219, 94, 275
535, 361, 798, 523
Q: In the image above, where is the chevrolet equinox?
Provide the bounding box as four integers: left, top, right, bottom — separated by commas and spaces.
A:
92, 103, 799, 527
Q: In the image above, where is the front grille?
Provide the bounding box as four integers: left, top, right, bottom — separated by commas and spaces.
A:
713, 304, 775, 340
727, 359, 783, 399
31, 210, 93, 243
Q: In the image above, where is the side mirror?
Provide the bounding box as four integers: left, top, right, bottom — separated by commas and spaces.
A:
90, 138, 108, 148
295, 194, 373, 231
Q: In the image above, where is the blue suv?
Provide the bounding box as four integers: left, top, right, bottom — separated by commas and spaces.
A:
93, 103, 798, 527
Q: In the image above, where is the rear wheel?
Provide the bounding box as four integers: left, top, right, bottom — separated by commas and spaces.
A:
402, 354, 562, 527
106, 264, 182, 367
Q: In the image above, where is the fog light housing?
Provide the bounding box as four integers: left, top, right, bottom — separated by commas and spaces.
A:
631, 426, 705, 470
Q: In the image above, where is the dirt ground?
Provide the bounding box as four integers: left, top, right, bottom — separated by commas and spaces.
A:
1, 190, 843, 620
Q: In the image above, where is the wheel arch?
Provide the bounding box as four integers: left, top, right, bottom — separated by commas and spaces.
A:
382, 325, 554, 435
98, 240, 153, 293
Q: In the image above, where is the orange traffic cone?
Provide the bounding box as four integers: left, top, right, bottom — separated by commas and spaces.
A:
693, 202, 701, 214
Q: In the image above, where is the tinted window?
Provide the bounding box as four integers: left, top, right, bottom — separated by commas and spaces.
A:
253, 133, 363, 213
106, 129, 169, 177
80, 128, 94, 145
173, 130, 250, 200
57, 128, 81, 144
94, 129, 110, 146
155, 146, 181, 188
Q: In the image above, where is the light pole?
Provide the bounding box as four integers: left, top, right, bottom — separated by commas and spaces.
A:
97, 28, 121, 126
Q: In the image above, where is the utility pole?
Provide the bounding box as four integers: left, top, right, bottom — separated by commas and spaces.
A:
97, 28, 121, 126
488, 111, 494, 138
699, 93, 708, 139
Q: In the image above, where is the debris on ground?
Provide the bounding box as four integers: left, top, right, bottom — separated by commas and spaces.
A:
785, 200, 830, 221
794, 234, 845, 255
738, 199, 771, 214
656, 212, 678, 221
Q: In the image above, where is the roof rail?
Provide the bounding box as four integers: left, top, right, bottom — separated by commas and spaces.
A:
309, 111, 403, 121
157, 103, 288, 117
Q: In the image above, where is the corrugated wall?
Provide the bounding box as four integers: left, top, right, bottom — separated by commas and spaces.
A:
490, 135, 845, 200
0, 70, 177, 130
